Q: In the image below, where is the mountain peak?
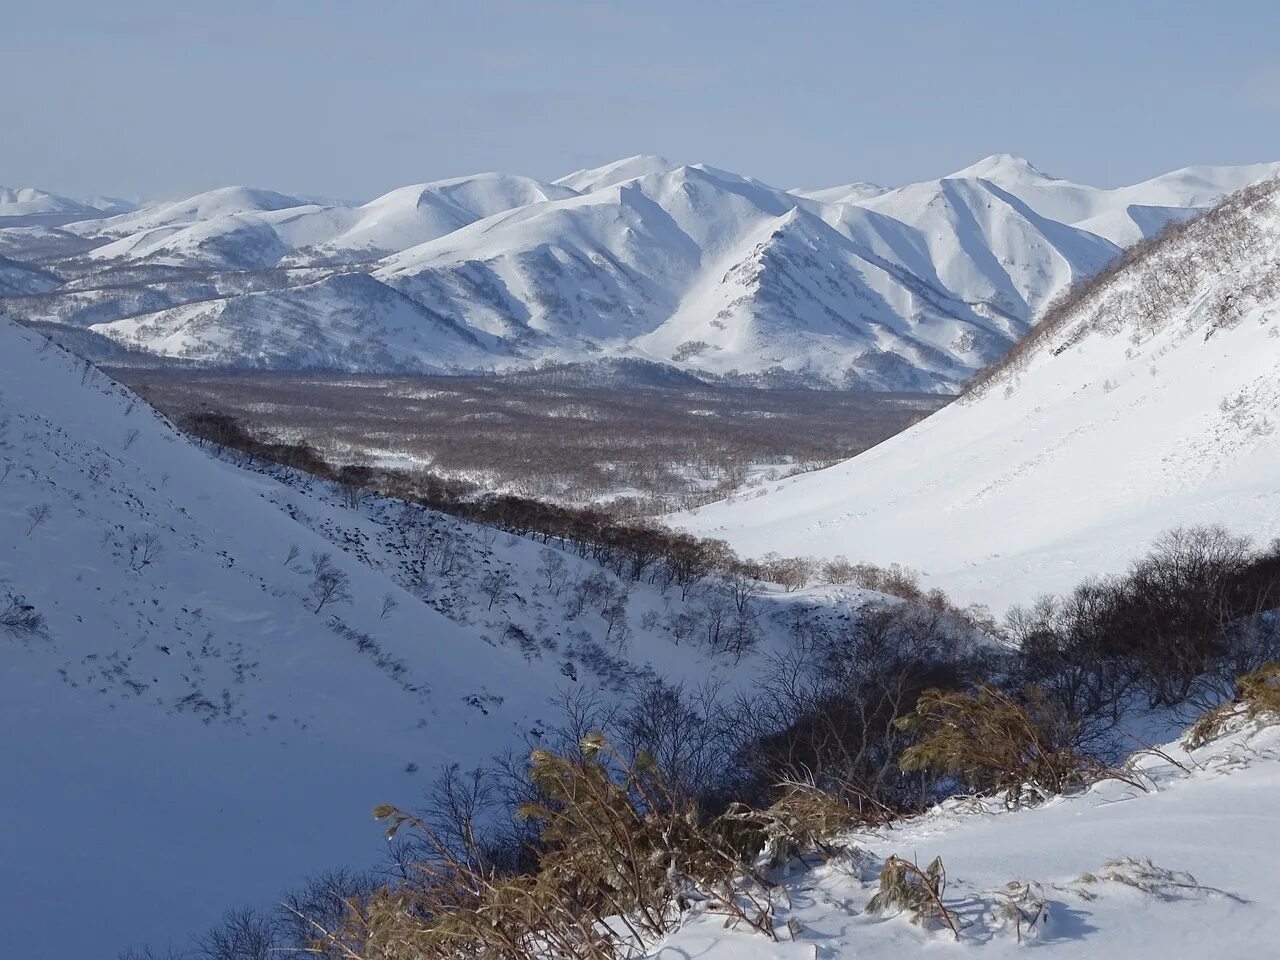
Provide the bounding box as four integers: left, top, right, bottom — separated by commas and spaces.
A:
553, 155, 676, 193
948, 153, 1052, 183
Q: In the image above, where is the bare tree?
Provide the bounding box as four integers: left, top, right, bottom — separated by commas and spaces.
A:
24, 503, 51, 537
283, 543, 301, 568
123, 428, 141, 451
127, 532, 163, 572
380, 592, 399, 619
725, 568, 762, 616
537, 548, 569, 595
309, 553, 352, 614
193, 906, 280, 960
479, 569, 514, 611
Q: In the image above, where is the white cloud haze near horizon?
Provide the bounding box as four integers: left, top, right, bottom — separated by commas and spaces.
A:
5, 0, 1280, 201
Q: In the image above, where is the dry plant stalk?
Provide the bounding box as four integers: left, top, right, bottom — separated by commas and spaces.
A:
866, 855, 960, 939
322, 733, 781, 960
1186, 662, 1280, 747
896, 684, 1120, 804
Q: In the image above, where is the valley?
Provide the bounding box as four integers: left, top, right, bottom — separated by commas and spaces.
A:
111, 367, 946, 511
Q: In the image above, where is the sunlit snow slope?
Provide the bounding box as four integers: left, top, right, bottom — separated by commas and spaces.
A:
676, 178, 1280, 610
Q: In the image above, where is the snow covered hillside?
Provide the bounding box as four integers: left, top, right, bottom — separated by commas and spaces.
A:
0, 315, 882, 959
655, 717, 1280, 959
676, 177, 1280, 610
4, 156, 1276, 389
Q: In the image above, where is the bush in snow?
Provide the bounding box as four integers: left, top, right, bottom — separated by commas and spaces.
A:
1186, 661, 1280, 747
347, 733, 779, 960
895, 684, 1116, 805
1, 591, 44, 638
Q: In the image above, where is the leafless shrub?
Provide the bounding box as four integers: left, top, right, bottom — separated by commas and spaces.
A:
193, 906, 280, 960
479, 569, 514, 611
896, 684, 1127, 804
309, 552, 353, 614
127, 531, 164, 571
536, 548, 569, 596
24, 502, 51, 536
1, 592, 45, 637
379, 593, 399, 619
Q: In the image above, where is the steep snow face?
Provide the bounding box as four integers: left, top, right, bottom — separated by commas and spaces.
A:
654, 719, 1280, 960
675, 179, 1280, 610
0, 316, 544, 956
856, 174, 1121, 327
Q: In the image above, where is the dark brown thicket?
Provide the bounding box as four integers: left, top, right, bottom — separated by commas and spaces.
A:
117, 368, 945, 513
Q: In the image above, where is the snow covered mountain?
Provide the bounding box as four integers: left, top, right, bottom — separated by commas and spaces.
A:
3, 156, 1279, 388
0, 185, 135, 226
675, 176, 1280, 609
0, 312, 892, 958
0, 185, 100, 220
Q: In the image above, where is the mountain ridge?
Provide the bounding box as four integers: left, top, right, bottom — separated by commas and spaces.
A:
3, 156, 1278, 390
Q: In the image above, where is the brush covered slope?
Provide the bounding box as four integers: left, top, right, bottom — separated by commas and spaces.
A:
0, 315, 883, 959
5, 157, 1277, 389
676, 178, 1280, 609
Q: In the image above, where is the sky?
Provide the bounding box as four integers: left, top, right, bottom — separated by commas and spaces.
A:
5, 0, 1280, 201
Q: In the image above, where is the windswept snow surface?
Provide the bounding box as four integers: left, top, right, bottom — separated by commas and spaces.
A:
0, 316, 874, 958
676, 178, 1280, 611
7, 156, 1278, 387
653, 719, 1280, 959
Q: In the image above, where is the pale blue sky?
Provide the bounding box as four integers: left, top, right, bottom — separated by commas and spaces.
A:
5, 0, 1280, 200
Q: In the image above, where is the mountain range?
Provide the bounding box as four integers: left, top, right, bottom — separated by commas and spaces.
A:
4, 155, 1277, 389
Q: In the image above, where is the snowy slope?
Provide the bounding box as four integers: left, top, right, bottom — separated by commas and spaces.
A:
553, 154, 677, 193
93, 272, 499, 370
676, 177, 1280, 610
67, 185, 311, 238
72, 175, 579, 270
655, 718, 1280, 959
1, 313, 882, 958
0, 254, 60, 295
914, 153, 1280, 245
792, 180, 887, 205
